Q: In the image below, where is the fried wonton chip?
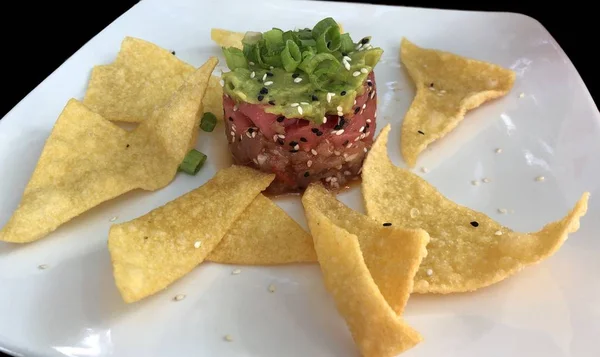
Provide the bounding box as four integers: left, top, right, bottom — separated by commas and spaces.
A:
108, 165, 275, 303
0, 57, 218, 244
83, 36, 223, 123
302, 183, 429, 315
362, 124, 590, 294
303, 184, 425, 357
399, 38, 516, 167
207, 193, 316, 265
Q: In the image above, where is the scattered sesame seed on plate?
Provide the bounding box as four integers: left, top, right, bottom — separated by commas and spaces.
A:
268, 284, 276, 293
297, 106, 303, 115
343, 61, 351, 71
471, 180, 480, 186
250, 71, 255, 78
421, 167, 429, 173
194, 241, 201, 248
307, 160, 313, 167
232, 268, 241, 275
322, 117, 328, 123
498, 208, 508, 214
224, 335, 233, 342
343, 56, 351, 62
311, 149, 318, 155
173, 294, 186, 301
482, 177, 491, 183
535, 175, 545, 182
300, 101, 309, 105
38, 264, 48, 270
262, 73, 267, 81
109, 216, 118, 222
335, 129, 344, 136
336, 106, 343, 112
495, 148, 503, 154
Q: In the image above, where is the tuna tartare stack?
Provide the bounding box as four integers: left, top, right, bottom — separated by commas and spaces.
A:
220, 18, 383, 194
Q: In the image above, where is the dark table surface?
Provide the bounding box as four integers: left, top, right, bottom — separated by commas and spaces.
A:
0, 1, 596, 356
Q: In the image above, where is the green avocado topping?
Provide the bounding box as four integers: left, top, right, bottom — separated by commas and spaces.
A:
220, 17, 383, 124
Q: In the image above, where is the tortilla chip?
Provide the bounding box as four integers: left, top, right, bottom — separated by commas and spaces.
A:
399, 38, 516, 167
83, 36, 223, 123
0, 57, 218, 244
362, 124, 590, 294
302, 183, 429, 315
303, 186, 424, 357
108, 165, 275, 303
207, 194, 316, 265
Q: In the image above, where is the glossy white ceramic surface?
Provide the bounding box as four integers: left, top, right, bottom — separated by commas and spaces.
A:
0, 0, 599, 356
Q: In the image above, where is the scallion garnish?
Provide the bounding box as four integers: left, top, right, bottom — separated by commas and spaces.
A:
179, 149, 207, 175
200, 112, 217, 132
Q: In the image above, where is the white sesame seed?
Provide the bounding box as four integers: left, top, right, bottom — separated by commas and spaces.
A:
494, 230, 503, 236
250, 71, 255, 78
252, 158, 258, 164
495, 148, 503, 154
336, 129, 344, 136
331, 177, 338, 182
232, 268, 241, 275
352, 71, 361, 77
109, 216, 118, 222
360, 133, 366, 139
343, 56, 351, 62
311, 149, 318, 155
224, 335, 233, 342
264, 81, 273, 86
365, 131, 370, 137
334, 151, 340, 156
307, 160, 313, 167
219, 79, 225, 87
230, 131, 235, 137
273, 135, 278, 142
294, 77, 303, 83
426, 269, 433, 276
249, 61, 255, 65
363, 147, 368, 153
325, 176, 332, 182
327, 93, 333, 103
343, 61, 351, 71
360, 67, 369, 74
322, 117, 327, 123
535, 176, 545, 182
482, 177, 491, 183
297, 106, 303, 115
370, 91, 376, 99
336, 106, 343, 112
354, 136, 360, 142
38, 264, 48, 270
355, 43, 363, 50
359, 126, 365, 132
300, 102, 309, 105
354, 99, 357, 105
421, 167, 429, 173
278, 134, 285, 139
519, 92, 525, 98
337, 111, 344, 116
173, 294, 186, 301
268, 284, 276, 293
471, 180, 480, 186
294, 144, 300, 150
366, 119, 372, 123
246, 132, 252, 138
344, 170, 351, 175
346, 142, 352, 148
290, 103, 299, 107
362, 103, 366, 109
194, 241, 201, 248
262, 73, 267, 81
498, 208, 508, 214
429, 86, 436, 91
252, 131, 256, 138
233, 104, 238, 111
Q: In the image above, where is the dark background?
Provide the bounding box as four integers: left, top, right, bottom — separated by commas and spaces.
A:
0, 0, 596, 356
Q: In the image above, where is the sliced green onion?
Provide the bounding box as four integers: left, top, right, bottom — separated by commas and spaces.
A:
339, 33, 354, 53
312, 17, 339, 40
179, 149, 207, 175
282, 31, 300, 46
242, 31, 263, 46
263, 28, 284, 53
200, 112, 217, 132
296, 28, 313, 40
300, 53, 341, 89
316, 25, 341, 53
299, 38, 316, 48
281, 40, 301, 72
362, 47, 384, 67
222, 47, 248, 70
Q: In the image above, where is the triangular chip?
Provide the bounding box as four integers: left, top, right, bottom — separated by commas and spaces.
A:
108, 165, 275, 303
362, 124, 590, 294
302, 185, 425, 357
399, 38, 516, 167
206, 194, 316, 265
302, 183, 429, 315
83, 36, 223, 123
0, 57, 218, 244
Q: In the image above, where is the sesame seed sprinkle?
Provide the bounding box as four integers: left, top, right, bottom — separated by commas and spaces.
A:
426, 269, 433, 276
290, 103, 299, 107
494, 230, 503, 236
194, 241, 201, 248
360, 67, 369, 74
262, 73, 267, 81
268, 284, 276, 293
173, 294, 186, 301
298, 106, 303, 115
359, 126, 365, 133
327, 92, 335, 103
421, 167, 429, 173
278, 134, 285, 139
535, 176, 545, 182
362, 103, 366, 109
264, 81, 273, 86
334, 151, 340, 156
307, 160, 313, 167
323, 117, 328, 123
232, 268, 241, 275
337, 106, 343, 112
294, 77, 303, 83
38, 264, 48, 270
343, 61, 351, 71
250, 71, 255, 78
344, 170, 351, 175
498, 208, 508, 214
343, 56, 351, 62
300, 101, 309, 105
482, 177, 491, 183
366, 119, 372, 123
346, 142, 352, 148
352, 71, 361, 77
495, 148, 503, 154
363, 147, 368, 153
335, 129, 344, 136
224, 335, 233, 342
311, 149, 318, 155
109, 216, 118, 222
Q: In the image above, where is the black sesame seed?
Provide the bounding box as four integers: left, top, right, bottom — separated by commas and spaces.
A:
334, 124, 342, 130
343, 140, 349, 146
126, 144, 130, 148
418, 130, 425, 135
289, 141, 298, 147
367, 81, 373, 87
354, 107, 360, 114
300, 137, 308, 142
277, 116, 285, 123
311, 128, 319, 134
340, 90, 347, 96
228, 117, 233, 121
266, 72, 274, 77
277, 138, 285, 145
430, 82, 434, 87
290, 149, 299, 153
257, 95, 264, 101
260, 87, 268, 94
304, 171, 310, 177
292, 73, 300, 78
470, 221, 479, 227
171, 51, 176, 55
365, 123, 370, 129
339, 117, 346, 126
383, 222, 392, 227
144, 236, 148, 240
341, 52, 347, 56
311, 94, 318, 101
316, 131, 323, 136
268, 100, 276, 105
248, 128, 255, 133
360, 37, 370, 45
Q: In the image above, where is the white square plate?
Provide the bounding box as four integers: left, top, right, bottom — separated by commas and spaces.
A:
1, 0, 599, 356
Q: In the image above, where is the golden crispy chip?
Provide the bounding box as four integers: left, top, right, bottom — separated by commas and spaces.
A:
108, 165, 275, 303
399, 38, 516, 167
207, 194, 316, 265
210, 28, 245, 49
362, 124, 590, 294
303, 188, 424, 357
0, 58, 218, 244
204, 75, 224, 121
83, 36, 223, 123
302, 183, 429, 315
